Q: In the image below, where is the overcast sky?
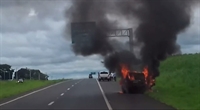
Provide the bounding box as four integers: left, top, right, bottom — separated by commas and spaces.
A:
0, 0, 199, 79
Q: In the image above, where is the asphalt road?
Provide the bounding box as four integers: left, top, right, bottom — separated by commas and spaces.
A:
0, 79, 175, 110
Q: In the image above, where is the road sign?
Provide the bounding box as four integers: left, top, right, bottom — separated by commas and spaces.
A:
71, 22, 96, 45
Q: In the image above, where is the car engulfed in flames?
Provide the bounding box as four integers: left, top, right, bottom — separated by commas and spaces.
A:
119, 64, 155, 94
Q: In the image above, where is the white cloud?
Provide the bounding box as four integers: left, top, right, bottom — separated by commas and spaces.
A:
28, 8, 38, 17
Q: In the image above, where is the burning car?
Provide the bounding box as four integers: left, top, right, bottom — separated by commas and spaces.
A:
120, 71, 146, 94
119, 64, 155, 94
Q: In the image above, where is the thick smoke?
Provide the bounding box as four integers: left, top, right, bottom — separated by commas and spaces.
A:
66, 0, 117, 56
104, 50, 142, 74
66, 0, 198, 78
127, 0, 194, 78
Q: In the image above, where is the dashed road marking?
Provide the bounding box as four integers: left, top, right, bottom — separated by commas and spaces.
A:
0, 80, 71, 107
48, 101, 54, 106
76, 79, 83, 84
67, 88, 70, 90
60, 93, 64, 96
96, 79, 113, 110
72, 85, 74, 87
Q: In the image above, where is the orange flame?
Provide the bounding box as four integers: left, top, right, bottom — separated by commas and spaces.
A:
121, 64, 149, 80
143, 66, 149, 84
120, 64, 129, 79
120, 64, 155, 91
143, 66, 148, 79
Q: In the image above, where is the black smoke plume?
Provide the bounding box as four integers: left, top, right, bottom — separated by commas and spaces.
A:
66, 0, 117, 56
104, 50, 142, 75
66, 0, 198, 79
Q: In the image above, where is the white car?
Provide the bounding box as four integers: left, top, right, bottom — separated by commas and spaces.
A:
98, 71, 111, 81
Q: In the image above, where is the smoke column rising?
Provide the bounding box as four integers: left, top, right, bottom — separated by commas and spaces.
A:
66, 0, 198, 79
127, 0, 194, 78
66, 0, 117, 56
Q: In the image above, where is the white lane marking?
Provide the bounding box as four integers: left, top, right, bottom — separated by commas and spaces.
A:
96, 79, 113, 110
60, 93, 64, 96
48, 101, 54, 106
76, 79, 83, 84
67, 88, 70, 90
0, 80, 71, 107
72, 85, 74, 87
74, 79, 82, 85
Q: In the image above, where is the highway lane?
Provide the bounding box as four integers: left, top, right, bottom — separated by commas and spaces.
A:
48, 79, 108, 109
0, 78, 176, 110
0, 79, 82, 109
100, 81, 176, 110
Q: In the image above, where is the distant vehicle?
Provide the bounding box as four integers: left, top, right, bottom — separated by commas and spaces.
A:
112, 73, 117, 81
98, 71, 111, 81
89, 74, 93, 79
17, 78, 24, 83
121, 71, 146, 94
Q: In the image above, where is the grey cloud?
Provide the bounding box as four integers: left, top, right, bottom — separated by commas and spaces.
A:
1, 53, 75, 67
0, 0, 70, 21
0, 15, 51, 33
21, 58, 105, 74
1, 20, 66, 51
181, 45, 200, 53
177, 8, 200, 46
0, 0, 104, 76
0, 0, 70, 33
0, 0, 199, 78
177, 34, 200, 46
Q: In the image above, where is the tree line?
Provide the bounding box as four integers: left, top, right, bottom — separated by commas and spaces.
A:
0, 64, 49, 80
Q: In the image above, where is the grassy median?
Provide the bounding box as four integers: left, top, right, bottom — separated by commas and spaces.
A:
147, 54, 200, 109
0, 79, 67, 100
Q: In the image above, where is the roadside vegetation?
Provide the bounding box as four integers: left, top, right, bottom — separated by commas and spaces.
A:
0, 63, 68, 100
0, 79, 67, 100
148, 53, 200, 109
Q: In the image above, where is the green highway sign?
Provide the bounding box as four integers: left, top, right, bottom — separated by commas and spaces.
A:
71, 22, 96, 45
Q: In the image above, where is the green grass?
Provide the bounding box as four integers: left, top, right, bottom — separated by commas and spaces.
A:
0, 79, 67, 100
147, 54, 200, 109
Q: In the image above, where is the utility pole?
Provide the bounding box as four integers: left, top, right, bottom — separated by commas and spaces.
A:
129, 28, 134, 53
29, 69, 31, 80
38, 72, 40, 80
4, 71, 5, 80
9, 71, 10, 80
16, 68, 18, 80
0, 69, 6, 80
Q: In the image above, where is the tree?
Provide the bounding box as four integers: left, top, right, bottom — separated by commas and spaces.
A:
14, 68, 49, 80
0, 64, 14, 80
14, 68, 30, 79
